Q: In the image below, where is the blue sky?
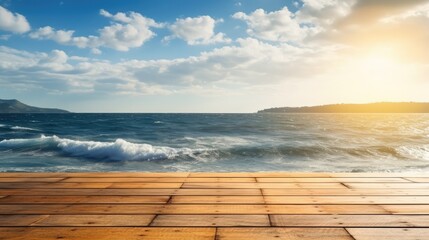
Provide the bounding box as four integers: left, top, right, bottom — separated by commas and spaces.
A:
1, 0, 429, 112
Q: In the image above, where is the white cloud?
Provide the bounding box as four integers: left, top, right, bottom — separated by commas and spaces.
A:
29, 9, 163, 51
0, 37, 340, 97
29, 26, 73, 43
166, 16, 231, 45
233, 7, 320, 42
296, 0, 356, 25
380, 3, 429, 23
91, 48, 102, 55
0, 6, 30, 33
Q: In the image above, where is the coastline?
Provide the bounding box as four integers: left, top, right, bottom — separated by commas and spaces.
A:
0, 172, 428, 239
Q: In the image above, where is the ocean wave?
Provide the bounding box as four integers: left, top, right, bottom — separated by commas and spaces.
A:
10, 126, 40, 131
0, 135, 199, 161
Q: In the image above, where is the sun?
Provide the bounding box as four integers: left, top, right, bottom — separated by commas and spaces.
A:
359, 47, 398, 76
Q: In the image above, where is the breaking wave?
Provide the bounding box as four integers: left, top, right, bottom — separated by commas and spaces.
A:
0, 135, 199, 161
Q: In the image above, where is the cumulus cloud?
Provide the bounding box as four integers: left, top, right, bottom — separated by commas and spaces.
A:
0, 37, 340, 97
233, 7, 320, 42
165, 16, 231, 45
29, 9, 163, 52
0, 6, 30, 33
29, 26, 73, 43
296, 0, 356, 26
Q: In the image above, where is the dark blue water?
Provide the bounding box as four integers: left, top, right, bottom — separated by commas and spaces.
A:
1, 113, 429, 172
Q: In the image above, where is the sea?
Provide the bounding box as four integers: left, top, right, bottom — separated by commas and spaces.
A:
0, 113, 428, 172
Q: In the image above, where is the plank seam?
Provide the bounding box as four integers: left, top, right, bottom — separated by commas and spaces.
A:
147, 214, 158, 226
344, 227, 358, 240
214, 227, 219, 240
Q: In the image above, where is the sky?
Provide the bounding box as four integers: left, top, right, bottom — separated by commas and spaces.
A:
1, 0, 429, 112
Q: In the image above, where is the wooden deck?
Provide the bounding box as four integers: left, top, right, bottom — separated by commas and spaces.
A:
0, 172, 429, 239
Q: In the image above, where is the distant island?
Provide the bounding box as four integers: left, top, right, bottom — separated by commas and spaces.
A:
0, 99, 69, 113
258, 102, 429, 113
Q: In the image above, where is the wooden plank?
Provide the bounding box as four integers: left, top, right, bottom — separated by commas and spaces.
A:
266, 205, 387, 214
2, 204, 374, 215
0, 182, 182, 189
189, 173, 254, 177
107, 183, 183, 188
252, 173, 332, 177
0, 204, 165, 214
257, 177, 408, 183
262, 188, 429, 196
0, 215, 47, 226
32, 215, 155, 226
346, 183, 429, 189
0, 188, 262, 196
159, 204, 386, 214
0, 205, 71, 214
217, 228, 353, 240
0, 178, 64, 183
182, 183, 346, 189
176, 189, 262, 195
271, 215, 429, 227
171, 196, 265, 204
382, 205, 429, 214
185, 178, 256, 183
0, 195, 170, 204
0, 173, 66, 178
264, 196, 429, 204
61, 177, 186, 182
161, 204, 267, 214
2, 188, 428, 197
405, 177, 429, 183
0, 183, 113, 189
347, 228, 429, 240
151, 215, 270, 226
0, 189, 108, 196
0, 172, 190, 178
329, 173, 413, 177
0, 227, 215, 240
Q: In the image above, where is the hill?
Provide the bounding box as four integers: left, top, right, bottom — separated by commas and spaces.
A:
258, 102, 429, 113
0, 99, 69, 113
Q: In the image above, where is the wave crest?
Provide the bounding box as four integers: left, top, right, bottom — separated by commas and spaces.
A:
0, 135, 197, 161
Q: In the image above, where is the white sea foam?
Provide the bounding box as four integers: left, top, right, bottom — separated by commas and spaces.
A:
397, 145, 429, 160
182, 136, 254, 148
10, 126, 39, 131
0, 135, 197, 161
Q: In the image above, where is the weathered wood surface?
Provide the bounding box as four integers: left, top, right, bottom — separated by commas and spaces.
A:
0, 172, 428, 239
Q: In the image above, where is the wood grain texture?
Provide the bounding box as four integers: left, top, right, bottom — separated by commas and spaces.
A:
217, 228, 354, 240
151, 215, 270, 226
0, 178, 64, 182
61, 177, 187, 182
382, 205, 429, 214
31, 215, 155, 226
0, 227, 215, 240
171, 196, 265, 204
347, 228, 429, 240
1, 172, 428, 239
263, 196, 429, 204
0, 195, 170, 204
182, 182, 346, 189
256, 177, 409, 183
271, 215, 429, 227
262, 188, 429, 195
